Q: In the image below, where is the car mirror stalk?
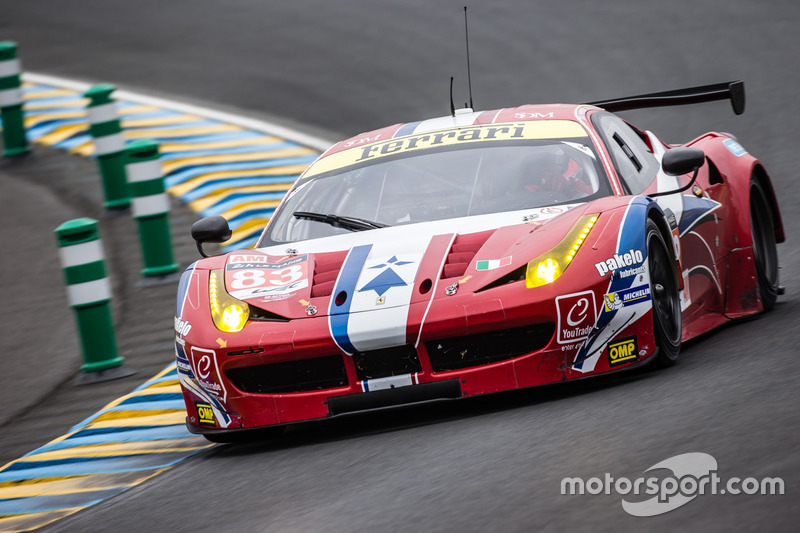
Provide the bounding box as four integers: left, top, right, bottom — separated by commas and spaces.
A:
191, 216, 232, 258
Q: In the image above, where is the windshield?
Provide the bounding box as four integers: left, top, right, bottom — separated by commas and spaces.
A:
258, 133, 611, 246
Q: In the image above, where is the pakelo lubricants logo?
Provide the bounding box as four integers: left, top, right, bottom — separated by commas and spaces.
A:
561, 453, 784, 516
594, 249, 644, 276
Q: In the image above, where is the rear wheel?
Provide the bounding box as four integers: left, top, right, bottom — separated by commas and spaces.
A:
647, 219, 681, 365
750, 178, 779, 311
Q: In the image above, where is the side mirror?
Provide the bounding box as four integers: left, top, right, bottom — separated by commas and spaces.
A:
661, 147, 705, 176
191, 216, 232, 258
649, 147, 705, 199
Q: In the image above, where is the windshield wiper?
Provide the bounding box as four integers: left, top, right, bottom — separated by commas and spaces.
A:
293, 211, 390, 232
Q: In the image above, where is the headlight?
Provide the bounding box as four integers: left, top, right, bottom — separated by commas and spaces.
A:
209, 269, 249, 332
525, 214, 599, 288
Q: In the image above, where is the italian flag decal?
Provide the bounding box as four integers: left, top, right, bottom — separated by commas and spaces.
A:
475, 256, 512, 271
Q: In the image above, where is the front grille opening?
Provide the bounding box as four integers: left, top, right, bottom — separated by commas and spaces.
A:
249, 307, 290, 322
476, 265, 527, 293
311, 250, 347, 297
226, 355, 348, 393
353, 345, 422, 381
440, 230, 493, 279
425, 323, 556, 372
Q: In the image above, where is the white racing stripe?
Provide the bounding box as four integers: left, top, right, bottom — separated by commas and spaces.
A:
362, 373, 416, 392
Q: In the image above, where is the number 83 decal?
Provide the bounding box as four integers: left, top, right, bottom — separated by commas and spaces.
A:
229, 264, 306, 289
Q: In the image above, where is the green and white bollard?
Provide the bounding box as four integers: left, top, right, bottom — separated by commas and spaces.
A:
84, 84, 130, 210
0, 41, 30, 157
55, 218, 133, 384
125, 139, 179, 282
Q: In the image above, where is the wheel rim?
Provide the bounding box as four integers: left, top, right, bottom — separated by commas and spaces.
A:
649, 232, 681, 344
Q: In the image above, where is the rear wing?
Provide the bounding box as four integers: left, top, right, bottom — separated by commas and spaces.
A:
588, 81, 745, 115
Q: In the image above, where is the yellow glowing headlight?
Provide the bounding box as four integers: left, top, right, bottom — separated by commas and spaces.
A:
525, 214, 599, 288
209, 269, 249, 332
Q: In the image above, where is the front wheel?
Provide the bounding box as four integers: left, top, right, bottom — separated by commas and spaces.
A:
646, 219, 682, 365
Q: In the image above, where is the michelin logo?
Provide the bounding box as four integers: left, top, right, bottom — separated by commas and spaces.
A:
604, 285, 651, 312
595, 249, 644, 276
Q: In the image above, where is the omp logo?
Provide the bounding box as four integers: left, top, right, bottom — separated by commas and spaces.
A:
594, 249, 644, 276
556, 291, 597, 344
608, 336, 638, 366
195, 402, 216, 426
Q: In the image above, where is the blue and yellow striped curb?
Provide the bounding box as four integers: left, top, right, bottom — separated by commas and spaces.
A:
0, 364, 210, 532
0, 73, 334, 532
1, 74, 330, 250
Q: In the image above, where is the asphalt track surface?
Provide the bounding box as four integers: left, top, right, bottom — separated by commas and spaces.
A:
4, 0, 799, 531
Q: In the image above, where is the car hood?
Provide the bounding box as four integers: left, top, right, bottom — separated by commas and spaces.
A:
223, 203, 593, 319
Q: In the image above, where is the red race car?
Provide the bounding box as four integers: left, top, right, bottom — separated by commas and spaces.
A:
176, 81, 783, 442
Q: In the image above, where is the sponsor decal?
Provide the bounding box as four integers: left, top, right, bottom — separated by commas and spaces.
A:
723, 138, 747, 157
612, 265, 647, 280
195, 402, 216, 426
175, 340, 193, 376
343, 134, 383, 148
594, 249, 644, 276
174, 317, 192, 337
603, 284, 652, 311
306, 121, 589, 177
514, 112, 555, 119
475, 256, 512, 271
227, 254, 307, 269
189, 347, 227, 401
556, 291, 598, 344
607, 336, 638, 367
226, 255, 309, 300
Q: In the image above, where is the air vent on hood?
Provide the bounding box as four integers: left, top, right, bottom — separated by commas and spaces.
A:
440, 230, 493, 279
310, 250, 348, 298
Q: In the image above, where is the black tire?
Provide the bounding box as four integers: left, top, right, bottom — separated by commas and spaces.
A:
750, 178, 779, 311
203, 425, 286, 444
646, 219, 682, 365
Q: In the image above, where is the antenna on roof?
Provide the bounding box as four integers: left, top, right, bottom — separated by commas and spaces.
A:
450, 77, 456, 116
464, 6, 474, 109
